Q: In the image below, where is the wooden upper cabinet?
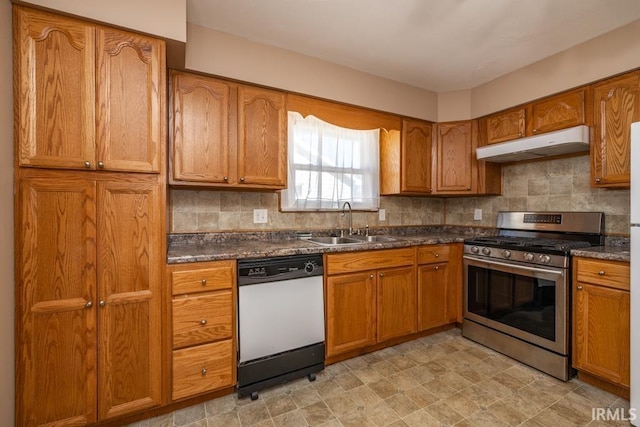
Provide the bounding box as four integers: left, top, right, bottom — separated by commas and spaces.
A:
96, 27, 164, 173
16, 7, 96, 170
529, 88, 585, 135
402, 120, 433, 193
237, 85, 287, 187
380, 119, 432, 195
434, 121, 476, 194
485, 107, 525, 144
591, 71, 640, 188
15, 6, 165, 173
170, 71, 230, 184
169, 72, 287, 189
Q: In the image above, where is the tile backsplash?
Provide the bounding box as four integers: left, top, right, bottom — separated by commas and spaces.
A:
170, 155, 630, 235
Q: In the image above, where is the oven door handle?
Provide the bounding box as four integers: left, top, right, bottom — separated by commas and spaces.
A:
463, 255, 564, 276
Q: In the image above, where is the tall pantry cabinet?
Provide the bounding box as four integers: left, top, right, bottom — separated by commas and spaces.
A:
14, 6, 167, 426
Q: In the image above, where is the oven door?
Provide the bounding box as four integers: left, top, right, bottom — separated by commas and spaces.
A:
463, 255, 568, 355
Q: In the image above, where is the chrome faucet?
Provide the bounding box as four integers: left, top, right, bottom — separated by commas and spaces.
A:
341, 201, 353, 236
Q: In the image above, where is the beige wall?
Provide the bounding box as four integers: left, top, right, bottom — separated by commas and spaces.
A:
185, 24, 439, 121
438, 90, 472, 121
1, 0, 14, 423
21, 0, 187, 41
445, 155, 630, 235
471, 20, 640, 117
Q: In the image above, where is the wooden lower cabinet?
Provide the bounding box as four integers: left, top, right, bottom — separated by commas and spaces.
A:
573, 257, 630, 394
325, 248, 418, 358
417, 244, 462, 330
15, 169, 164, 426
168, 260, 237, 401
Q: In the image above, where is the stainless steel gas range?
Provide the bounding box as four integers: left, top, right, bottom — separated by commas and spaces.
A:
462, 211, 604, 381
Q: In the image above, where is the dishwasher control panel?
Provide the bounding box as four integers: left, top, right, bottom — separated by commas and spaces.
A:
238, 254, 323, 285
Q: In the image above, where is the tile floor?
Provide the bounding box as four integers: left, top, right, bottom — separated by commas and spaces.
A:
127, 329, 632, 427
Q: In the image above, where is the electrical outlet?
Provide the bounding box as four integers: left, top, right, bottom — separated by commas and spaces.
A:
474, 208, 482, 221
378, 209, 386, 221
253, 209, 268, 224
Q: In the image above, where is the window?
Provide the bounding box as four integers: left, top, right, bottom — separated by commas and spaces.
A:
281, 111, 380, 211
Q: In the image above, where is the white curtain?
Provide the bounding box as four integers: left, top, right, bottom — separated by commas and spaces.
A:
281, 112, 380, 211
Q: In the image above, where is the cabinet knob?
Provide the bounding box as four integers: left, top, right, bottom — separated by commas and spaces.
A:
201, 368, 207, 376
435, 253, 439, 258
370, 274, 374, 278
595, 178, 601, 183
434, 266, 439, 270
518, 132, 523, 137
201, 279, 207, 286
99, 300, 105, 307
85, 301, 93, 308
379, 273, 384, 277
98, 161, 104, 169
466, 187, 471, 190
223, 176, 228, 182
532, 129, 537, 133
200, 319, 207, 325
240, 177, 245, 182
84, 161, 91, 168
577, 285, 583, 290
598, 270, 605, 276
428, 188, 432, 193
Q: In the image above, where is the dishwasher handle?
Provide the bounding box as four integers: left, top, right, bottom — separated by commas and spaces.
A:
238, 254, 324, 286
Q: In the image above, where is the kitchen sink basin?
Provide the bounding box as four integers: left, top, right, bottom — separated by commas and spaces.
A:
306, 236, 363, 245
351, 235, 398, 243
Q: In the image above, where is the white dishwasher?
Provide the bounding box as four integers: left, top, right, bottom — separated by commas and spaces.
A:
237, 254, 325, 400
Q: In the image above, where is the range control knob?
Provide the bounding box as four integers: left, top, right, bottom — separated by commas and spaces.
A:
539, 255, 551, 264
470, 246, 480, 254
502, 250, 511, 259
481, 247, 491, 256
304, 262, 315, 274
524, 252, 535, 262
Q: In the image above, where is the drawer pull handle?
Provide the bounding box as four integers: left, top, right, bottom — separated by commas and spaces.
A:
598, 271, 605, 276
201, 368, 207, 376
223, 176, 228, 182
201, 279, 207, 286
577, 285, 583, 290
435, 253, 439, 257
434, 266, 439, 270
200, 319, 207, 325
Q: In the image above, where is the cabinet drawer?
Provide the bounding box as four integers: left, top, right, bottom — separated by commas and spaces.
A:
173, 291, 233, 349
172, 340, 234, 401
326, 248, 415, 275
575, 258, 630, 291
170, 260, 235, 295
417, 245, 450, 264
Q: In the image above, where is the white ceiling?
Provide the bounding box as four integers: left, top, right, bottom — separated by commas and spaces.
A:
187, 0, 640, 92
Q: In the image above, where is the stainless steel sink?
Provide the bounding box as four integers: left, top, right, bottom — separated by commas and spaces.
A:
306, 236, 363, 246
351, 235, 398, 243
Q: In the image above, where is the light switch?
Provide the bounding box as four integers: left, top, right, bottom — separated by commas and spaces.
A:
378, 209, 386, 221
474, 209, 482, 221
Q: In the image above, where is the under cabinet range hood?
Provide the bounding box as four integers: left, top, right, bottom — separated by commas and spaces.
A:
476, 125, 590, 163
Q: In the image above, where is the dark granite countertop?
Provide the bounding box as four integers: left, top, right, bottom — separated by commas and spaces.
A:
167, 226, 493, 264
571, 245, 630, 263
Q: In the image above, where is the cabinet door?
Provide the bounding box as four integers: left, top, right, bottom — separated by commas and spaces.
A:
435, 121, 475, 194
592, 72, 640, 187
170, 72, 231, 184
16, 174, 97, 426
326, 272, 376, 357
377, 266, 416, 341
529, 89, 585, 135
237, 86, 287, 187
401, 119, 432, 193
16, 7, 96, 170
97, 179, 162, 419
96, 27, 165, 173
573, 283, 630, 386
485, 107, 525, 144
417, 263, 449, 331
